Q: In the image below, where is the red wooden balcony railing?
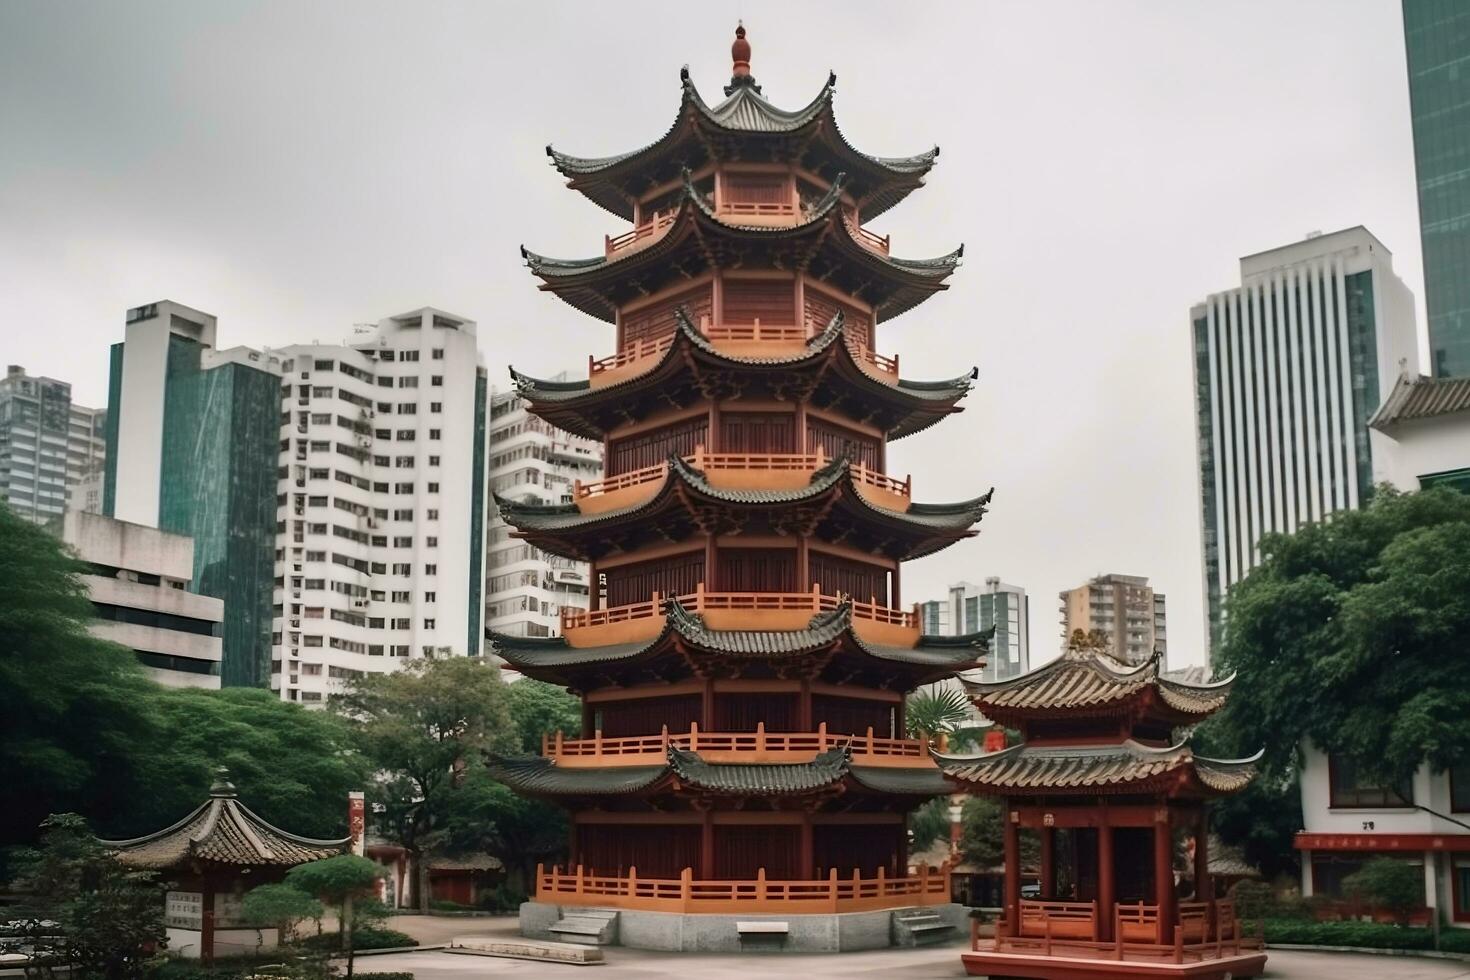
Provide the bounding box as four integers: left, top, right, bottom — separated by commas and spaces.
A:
541, 722, 934, 764
717, 200, 798, 220
536, 862, 950, 914
586, 315, 899, 382
560, 584, 920, 633
605, 209, 678, 256
572, 447, 911, 504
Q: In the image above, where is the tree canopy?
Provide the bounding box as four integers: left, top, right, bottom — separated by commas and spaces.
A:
1215, 486, 1470, 787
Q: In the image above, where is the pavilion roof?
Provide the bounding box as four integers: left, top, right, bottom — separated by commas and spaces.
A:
488, 745, 952, 801
494, 452, 989, 562
100, 772, 349, 871
508, 309, 974, 441
488, 597, 987, 691
961, 646, 1234, 728
521, 173, 962, 323
934, 739, 1261, 798
1369, 372, 1470, 430
545, 67, 938, 222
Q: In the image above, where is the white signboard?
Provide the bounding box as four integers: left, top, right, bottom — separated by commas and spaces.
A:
166, 891, 203, 930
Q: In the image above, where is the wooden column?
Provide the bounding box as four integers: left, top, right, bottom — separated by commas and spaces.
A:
891, 561, 901, 606
1155, 808, 1175, 942
800, 811, 814, 878
796, 537, 810, 592
702, 677, 715, 729
798, 678, 812, 730
700, 810, 715, 879
1039, 826, 1055, 899
1098, 822, 1116, 943
1003, 804, 1020, 937
1194, 808, 1212, 902
581, 702, 594, 739
200, 883, 216, 965
568, 821, 579, 867
588, 558, 600, 610
704, 534, 718, 589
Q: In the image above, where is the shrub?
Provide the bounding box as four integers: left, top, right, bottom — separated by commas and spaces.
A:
482, 882, 527, 913
1256, 919, 1434, 950
355, 974, 414, 980
428, 899, 474, 912
1230, 880, 1275, 920
1341, 858, 1423, 925
298, 927, 418, 952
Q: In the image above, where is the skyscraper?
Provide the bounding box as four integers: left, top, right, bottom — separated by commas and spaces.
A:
1404, 0, 1470, 378
104, 301, 284, 686
484, 383, 602, 640
1059, 573, 1167, 667
918, 578, 1030, 682
1189, 228, 1417, 654
269, 309, 489, 704
0, 365, 106, 525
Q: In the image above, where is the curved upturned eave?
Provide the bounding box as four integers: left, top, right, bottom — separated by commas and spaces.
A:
932, 740, 1262, 796
545, 69, 937, 220
494, 453, 988, 557
506, 311, 974, 442
521, 166, 961, 324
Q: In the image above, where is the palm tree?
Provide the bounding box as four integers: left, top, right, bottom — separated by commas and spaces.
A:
905, 687, 973, 743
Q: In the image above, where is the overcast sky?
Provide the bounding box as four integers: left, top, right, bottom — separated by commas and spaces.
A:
0, 0, 1423, 667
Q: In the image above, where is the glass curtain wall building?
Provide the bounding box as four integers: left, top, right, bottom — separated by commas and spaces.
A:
918, 578, 1029, 682
1190, 229, 1417, 656
1404, 0, 1470, 378
0, 366, 106, 525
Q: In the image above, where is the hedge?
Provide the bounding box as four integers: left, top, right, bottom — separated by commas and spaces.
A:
1256, 918, 1470, 953
298, 927, 419, 952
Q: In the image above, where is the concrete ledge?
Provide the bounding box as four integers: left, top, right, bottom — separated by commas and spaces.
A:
448, 937, 603, 965
521, 901, 968, 952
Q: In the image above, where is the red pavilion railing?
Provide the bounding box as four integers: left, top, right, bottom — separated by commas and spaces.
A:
537, 863, 950, 914
572, 448, 910, 504
605, 208, 679, 255
542, 721, 933, 764
560, 585, 920, 634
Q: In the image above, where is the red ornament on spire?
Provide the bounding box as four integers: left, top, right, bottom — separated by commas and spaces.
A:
731, 23, 751, 78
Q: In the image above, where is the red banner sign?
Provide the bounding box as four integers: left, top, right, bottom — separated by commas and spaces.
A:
1295, 832, 1470, 852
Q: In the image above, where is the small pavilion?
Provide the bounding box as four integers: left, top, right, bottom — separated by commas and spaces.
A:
101, 769, 349, 962
934, 639, 1268, 980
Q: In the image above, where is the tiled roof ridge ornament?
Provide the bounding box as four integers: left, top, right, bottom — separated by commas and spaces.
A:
725, 22, 761, 96
208, 766, 238, 798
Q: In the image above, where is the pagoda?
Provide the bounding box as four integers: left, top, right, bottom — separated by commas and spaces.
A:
935, 639, 1268, 979
488, 26, 988, 950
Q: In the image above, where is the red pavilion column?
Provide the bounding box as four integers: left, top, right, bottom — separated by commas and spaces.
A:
1155, 807, 1175, 942
200, 882, 216, 964
799, 811, 814, 878
1003, 803, 1020, 936
1098, 820, 1116, 943
700, 810, 714, 880
1039, 825, 1055, 899
1194, 808, 1212, 902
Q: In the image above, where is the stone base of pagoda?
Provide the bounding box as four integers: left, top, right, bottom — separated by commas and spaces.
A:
960, 944, 1266, 980
521, 901, 968, 953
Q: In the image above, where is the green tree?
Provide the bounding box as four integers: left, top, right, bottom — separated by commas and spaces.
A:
1216, 486, 1470, 792
242, 882, 324, 949
960, 796, 1039, 872
906, 687, 972, 741
109, 688, 369, 841
0, 502, 161, 860
2, 814, 165, 980
506, 678, 582, 752
331, 657, 515, 909
431, 766, 567, 898
1342, 857, 1423, 925
285, 855, 383, 976
909, 798, 953, 853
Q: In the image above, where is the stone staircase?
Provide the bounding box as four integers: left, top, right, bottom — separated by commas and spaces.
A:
890, 907, 956, 947
547, 907, 620, 945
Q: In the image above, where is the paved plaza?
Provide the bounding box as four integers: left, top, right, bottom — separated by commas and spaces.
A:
381, 914, 1470, 979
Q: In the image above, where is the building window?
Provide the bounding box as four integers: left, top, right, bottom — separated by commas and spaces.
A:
401, 350, 420, 362
432, 348, 444, 360
424, 591, 436, 603
428, 456, 440, 467
1329, 755, 1414, 808
430, 402, 442, 413
431, 375, 443, 386
426, 536, 437, 547
1452, 763, 1470, 813
427, 482, 439, 493
398, 376, 419, 389
429, 428, 441, 440
424, 618, 436, 630
424, 564, 437, 575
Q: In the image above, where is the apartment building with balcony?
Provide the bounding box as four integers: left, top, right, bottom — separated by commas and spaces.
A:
484, 384, 603, 640
1059, 573, 1167, 667
64, 510, 224, 688
918, 577, 1030, 682
270, 308, 488, 704
0, 365, 106, 525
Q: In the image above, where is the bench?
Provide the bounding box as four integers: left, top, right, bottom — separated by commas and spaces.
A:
1018, 900, 1098, 941
736, 921, 789, 934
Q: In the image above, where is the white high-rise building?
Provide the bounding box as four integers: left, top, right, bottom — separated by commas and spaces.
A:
485, 384, 602, 639
270, 308, 489, 704
1190, 227, 1417, 655
0, 365, 107, 525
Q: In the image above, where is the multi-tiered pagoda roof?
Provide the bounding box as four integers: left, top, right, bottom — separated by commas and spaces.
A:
491, 26, 981, 921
